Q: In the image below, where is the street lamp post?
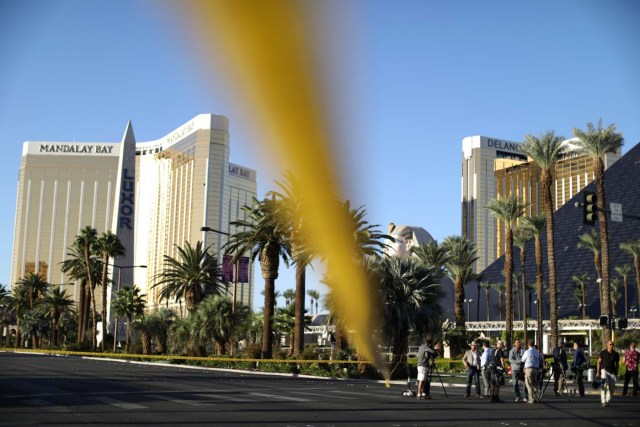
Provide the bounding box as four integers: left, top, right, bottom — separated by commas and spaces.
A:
111, 264, 147, 352
630, 307, 638, 319
201, 225, 238, 355
464, 298, 473, 322
578, 303, 586, 319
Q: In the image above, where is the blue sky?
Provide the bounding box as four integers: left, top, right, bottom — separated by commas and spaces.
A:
1, 1, 639, 310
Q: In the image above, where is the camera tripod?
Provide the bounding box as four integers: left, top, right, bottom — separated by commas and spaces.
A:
427, 358, 449, 398
540, 362, 571, 402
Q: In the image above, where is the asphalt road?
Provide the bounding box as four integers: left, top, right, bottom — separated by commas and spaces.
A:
1, 352, 638, 426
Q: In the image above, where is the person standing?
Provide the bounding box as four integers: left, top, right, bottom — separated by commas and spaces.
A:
535, 344, 545, 390
552, 341, 568, 396
509, 339, 527, 402
622, 341, 639, 397
571, 342, 587, 397
416, 339, 435, 399
480, 340, 493, 398
521, 339, 540, 403
597, 340, 620, 407
490, 341, 505, 403
462, 341, 482, 398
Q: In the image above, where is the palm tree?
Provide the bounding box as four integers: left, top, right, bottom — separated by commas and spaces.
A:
152, 241, 226, 314
145, 307, 175, 354
620, 240, 640, 312
520, 131, 565, 348
74, 226, 99, 350
307, 289, 320, 315
111, 286, 146, 353
577, 229, 602, 309
96, 231, 125, 351
610, 279, 622, 317
269, 171, 315, 357
374, 255, 443, 375
193, 295, 234, 355
42, 287, 75, 346
0, 284, 8, 346
521, 214, 546, 346
282, 289, 295, 308
133, 315, 154, 355
16, 272, 49, 310
491, 282, 505, 321
410, 241, 450, 282
61, 241, 92, 343
225, 197, 289, 359
5, 285, 30, 347
486, 194, 527, 348
572, 273, 589, 319
273, 303, 296, 354
442, 235, 478, 327
513, 227, 531, 340
615, 264, 632, 317
479, 281, 492, 320
573, 120, 624, 344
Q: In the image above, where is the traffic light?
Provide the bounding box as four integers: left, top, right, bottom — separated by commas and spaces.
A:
618, 318, 629, 329
583, 191, 597, 225
599, 315, 608, 327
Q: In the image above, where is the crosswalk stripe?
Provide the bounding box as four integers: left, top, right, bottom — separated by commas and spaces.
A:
250, 392, 310, 402
145, 394, 212, 406
94, 396, 147, 409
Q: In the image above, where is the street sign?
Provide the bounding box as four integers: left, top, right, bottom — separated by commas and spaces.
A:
610, 202, 623, 222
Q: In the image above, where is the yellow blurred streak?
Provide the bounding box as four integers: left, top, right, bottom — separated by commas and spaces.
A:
175, 1, 380, 365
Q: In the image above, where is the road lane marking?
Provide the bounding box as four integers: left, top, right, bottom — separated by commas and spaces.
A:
331, 390, 401, 398
250, 392, 310, 402
94, 396, 147, 409
289, 390, 356, 400
145, 394, 212, 406
194, 393, 252, 403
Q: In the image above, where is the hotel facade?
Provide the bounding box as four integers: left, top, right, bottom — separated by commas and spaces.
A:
11, 114, 256, 314
462, 135, 620, 273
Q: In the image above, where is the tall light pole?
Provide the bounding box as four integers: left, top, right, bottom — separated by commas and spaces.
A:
201, 225, 238, 354
464, 298, 473, 322
111, 264, 147, 352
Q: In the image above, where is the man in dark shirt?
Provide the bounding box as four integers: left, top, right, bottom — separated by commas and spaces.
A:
597, 340, 620, 407
571, 342, 587, 397
552, 341, 568, 396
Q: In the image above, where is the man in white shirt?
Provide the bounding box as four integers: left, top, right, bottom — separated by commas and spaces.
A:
521, 339, 540, 403
480, 340, 493, 398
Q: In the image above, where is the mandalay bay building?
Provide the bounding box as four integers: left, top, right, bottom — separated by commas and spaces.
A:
11, 114, 257, 319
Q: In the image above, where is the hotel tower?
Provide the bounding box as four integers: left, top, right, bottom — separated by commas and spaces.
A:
462, 135, 620, 274
11, 114, 257, 318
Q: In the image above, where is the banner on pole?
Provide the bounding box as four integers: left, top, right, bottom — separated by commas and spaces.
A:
238, 257, 250, 283
222, 255, 234, 282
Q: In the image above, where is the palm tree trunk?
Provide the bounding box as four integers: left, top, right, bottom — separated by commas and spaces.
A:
499, 294, 503, 321
391, 331, 408, 378
77, 280, 85, 343
84, 244, 97, 351
454, 277, 465, 327
521, 251, 527, 341
505, 228, 514, 349
594, 158, 612, 344
634, 256, 640, 314
535, 237, 543, 346
125, 315, 132, 353
100, 254, 109, 351
595, 254, 603, 313
293, 262, 306, 356
624, 277, 628, 316
543, 170, 559, 349
485, 289, 490, 321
